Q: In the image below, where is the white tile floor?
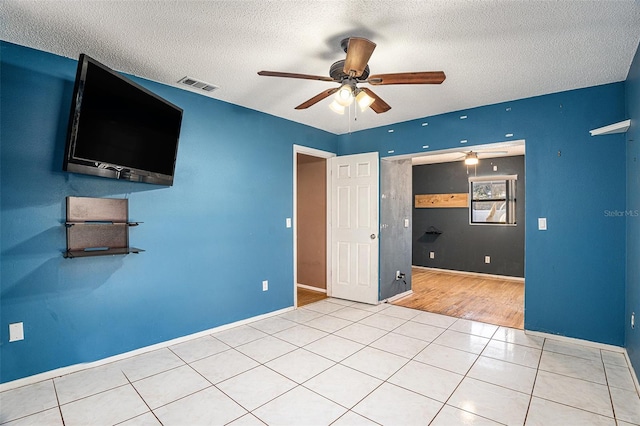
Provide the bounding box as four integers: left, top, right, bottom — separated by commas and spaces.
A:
2, 298, 640, 425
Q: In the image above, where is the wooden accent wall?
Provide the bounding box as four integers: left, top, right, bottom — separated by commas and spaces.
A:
296, 154, 326, 290
415, 193, 468, 208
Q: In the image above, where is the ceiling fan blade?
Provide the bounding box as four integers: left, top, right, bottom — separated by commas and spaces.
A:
361, 88, 391, 114
478, 151, 509, 155
343, 37, 376, 78
258, 71, 335, 82
295, 88, 339, 110
367, 71, 446, 85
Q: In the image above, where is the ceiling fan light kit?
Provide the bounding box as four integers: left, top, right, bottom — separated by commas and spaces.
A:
356, 90, 375, 111
335, 83, 355, 107
329, 100, 346, 114
464, 152, 479, 165
257, 36, 446, 115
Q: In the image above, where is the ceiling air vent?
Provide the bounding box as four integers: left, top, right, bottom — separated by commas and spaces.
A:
177, 76, 219, 94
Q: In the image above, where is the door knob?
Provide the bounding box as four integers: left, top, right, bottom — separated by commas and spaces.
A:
370, 234, 376, 239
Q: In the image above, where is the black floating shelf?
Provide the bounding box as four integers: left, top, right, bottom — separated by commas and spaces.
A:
63, 197, 143, 259
63, 247, 145, 259
65, 222, 141, 227
425, 226, 443, 235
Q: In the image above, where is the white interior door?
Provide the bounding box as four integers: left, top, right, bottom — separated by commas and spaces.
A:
330, 152, 379, 304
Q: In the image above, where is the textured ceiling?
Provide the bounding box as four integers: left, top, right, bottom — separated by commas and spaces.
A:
2, 1, 640, 135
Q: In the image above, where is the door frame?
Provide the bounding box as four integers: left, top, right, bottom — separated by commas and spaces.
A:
293, 144, 336, 307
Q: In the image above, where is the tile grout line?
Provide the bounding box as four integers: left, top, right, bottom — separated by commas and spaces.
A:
532, 341, 621, 421
248, 315, 386, 425
119, 371, 165, 426
213, 311, 354, 422
152, 346, 256, 424
521, 335, 547, 425
338, 314, 440, 425
601, 347, 619, 422
427, 326, 473, 426
244, 304, 416, 424
137, 346, 244, 422
53, 379, 66, 426
427, 323, 509, 425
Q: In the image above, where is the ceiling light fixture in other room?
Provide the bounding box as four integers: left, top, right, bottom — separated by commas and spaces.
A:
464, 152, 479, 165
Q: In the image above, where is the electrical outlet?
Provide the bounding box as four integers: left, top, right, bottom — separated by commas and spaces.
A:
9, 322, 24, 342
262, 280, 268, 291
485, 256, 491, 264
429, 251, 435, 259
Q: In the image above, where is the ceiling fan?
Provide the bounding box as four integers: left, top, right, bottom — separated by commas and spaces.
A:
257, 37, 446, 114
459, 150, 509, 165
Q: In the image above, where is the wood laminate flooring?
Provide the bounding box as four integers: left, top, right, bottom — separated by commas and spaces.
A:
297, 286, 327, 307
393, 267, 524, 329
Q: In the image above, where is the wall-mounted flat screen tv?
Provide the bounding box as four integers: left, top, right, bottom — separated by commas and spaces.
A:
63, 54, 183, 186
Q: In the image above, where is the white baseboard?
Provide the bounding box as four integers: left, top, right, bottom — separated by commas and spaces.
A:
383, 290, 414, 303
412, 265, 525, 282
0, 306, 294, 392
296, 283, 327, 293
525, 330, 625, 353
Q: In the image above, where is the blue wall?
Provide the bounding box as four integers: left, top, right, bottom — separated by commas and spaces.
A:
0, 40, 632, 384
0, 42, 337, 383
626, 43, 640, 376
338, 84, 627, 347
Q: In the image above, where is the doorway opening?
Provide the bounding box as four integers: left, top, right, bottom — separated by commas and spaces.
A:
293, 148, 381, 307
293, 145, 334, 307
388, 140, 526, 328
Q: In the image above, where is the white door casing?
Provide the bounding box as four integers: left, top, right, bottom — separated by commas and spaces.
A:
330, 152, 379, 304
292, 144, 335, 307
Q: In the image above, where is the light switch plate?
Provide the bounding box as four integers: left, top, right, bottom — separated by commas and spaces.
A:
404, 218, 409, 228
538, 217, 547, 230
9, 322, 24, 342
286, 218, 292, 228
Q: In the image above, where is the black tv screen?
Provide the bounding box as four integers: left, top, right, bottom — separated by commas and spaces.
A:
63, 54, 183, 186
